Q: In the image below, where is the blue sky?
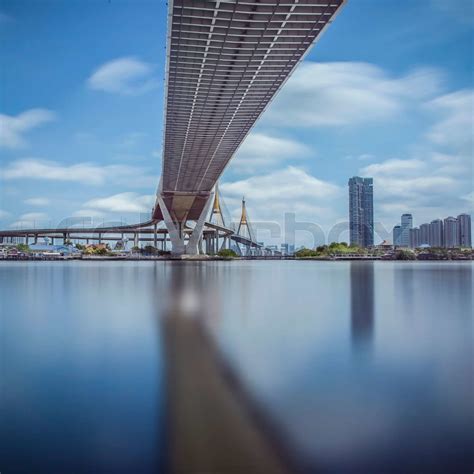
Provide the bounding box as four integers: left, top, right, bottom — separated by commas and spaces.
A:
0, 0, 472, 245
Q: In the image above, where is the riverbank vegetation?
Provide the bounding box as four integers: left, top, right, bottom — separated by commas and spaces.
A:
217, 249, 238, 258
295, 242, 363, 258
295, 243, 473, 260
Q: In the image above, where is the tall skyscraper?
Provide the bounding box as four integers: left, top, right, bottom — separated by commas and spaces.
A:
399, 214, 413, 247
443, 216, 459, 248
393, 225, 401, 246
429, 219, 443, 247
420, 223, 431, 246
457, 214, 472, 248
409, 227, 420, 248
348, 177, 374, 247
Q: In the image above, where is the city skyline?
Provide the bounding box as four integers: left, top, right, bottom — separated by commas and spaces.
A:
0, 1, 473, 247
393, 212, 472, 248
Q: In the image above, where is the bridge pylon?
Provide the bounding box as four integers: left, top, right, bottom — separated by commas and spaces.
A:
237, 197, 254, 240
209, 184, 226, 228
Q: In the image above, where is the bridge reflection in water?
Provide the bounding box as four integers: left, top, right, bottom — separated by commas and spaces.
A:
158, 262, 294, 474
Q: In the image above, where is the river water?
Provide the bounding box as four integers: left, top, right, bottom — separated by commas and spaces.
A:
1, 261, 472, 473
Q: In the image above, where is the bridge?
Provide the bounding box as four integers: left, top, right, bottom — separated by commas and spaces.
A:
0, 192, 269, 256
1, 0, 346, 256
154, 0, 345, 254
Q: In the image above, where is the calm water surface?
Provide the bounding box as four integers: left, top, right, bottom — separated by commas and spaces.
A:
1, 261, 472, 473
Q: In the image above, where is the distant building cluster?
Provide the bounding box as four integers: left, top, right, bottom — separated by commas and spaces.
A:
393, 213, 472, 249
264, 243, 295, 256
280, 243, 295, 255
346, 176, 471, 250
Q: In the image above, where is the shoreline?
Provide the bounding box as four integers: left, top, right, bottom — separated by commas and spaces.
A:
0, 256, 472, 262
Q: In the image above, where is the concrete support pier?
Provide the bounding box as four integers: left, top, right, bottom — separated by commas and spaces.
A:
156, 188, 214, 256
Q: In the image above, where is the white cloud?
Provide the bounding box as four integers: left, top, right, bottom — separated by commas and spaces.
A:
0, 109, 56, 149
2, 158, 157, 188
9, 212, 48, 229
425, 89, 474, 151
72, 209, 106, 218
361, 159, 426, 177
222, 166, 340, 203
20, 212, 47, 220
87, 57, 159, 95
357, 86, 473, 228
359, 153, 471, 227
231, 133, 312, 173
83, 193, 155, 214
221, 167, 343, 246
24, 197, 50, 206
265, 62, 442, 127
3, 159, 109, 184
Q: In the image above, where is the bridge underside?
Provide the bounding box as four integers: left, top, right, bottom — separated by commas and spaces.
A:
154, 0, 345, 252
153, 191, 212, 222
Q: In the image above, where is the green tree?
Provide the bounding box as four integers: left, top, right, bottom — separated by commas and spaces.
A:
395, 249, 416, 260
218, 248, 238, 258
143, 245, 159, 255
295, 248, 319, 258
16, 243, 30, 253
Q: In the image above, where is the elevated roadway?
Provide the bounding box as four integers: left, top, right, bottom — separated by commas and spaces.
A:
0, 221, 264, 254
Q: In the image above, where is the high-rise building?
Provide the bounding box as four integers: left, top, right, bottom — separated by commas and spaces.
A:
348, 177, 374, 248
393, 225, 402, 246
420, 223, 431, 246
443, 216, 459, 248
457, 214, 472, 248
399, 214, 413, 247
409, 227, 420, 248
429, 219, 443, 247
